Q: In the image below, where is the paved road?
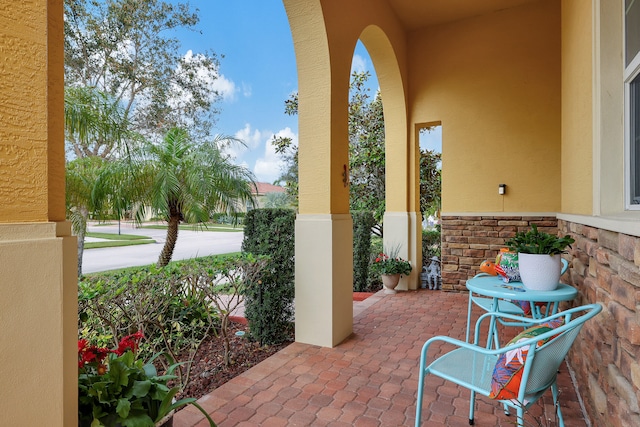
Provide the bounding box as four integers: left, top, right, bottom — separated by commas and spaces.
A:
82, 223, 244, 274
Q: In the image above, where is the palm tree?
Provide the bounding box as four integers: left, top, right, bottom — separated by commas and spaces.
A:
65, 86, 135, 276
141, 127, 257, 267
66, 156, 108, 277
64, 86, 132, 159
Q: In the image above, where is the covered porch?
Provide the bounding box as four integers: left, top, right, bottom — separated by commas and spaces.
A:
174, 290, 589, 426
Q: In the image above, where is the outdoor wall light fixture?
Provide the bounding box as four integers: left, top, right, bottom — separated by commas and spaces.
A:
498, 184, 506, 195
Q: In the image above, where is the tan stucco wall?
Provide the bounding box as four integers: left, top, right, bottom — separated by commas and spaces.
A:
409, 0, 561, 214
561, 0, 594, 215
285, 0, 420, 346
0, 223, 77, 426
287, 0, 410, 215
0, 0, 66, 223
0, 1, 78, 424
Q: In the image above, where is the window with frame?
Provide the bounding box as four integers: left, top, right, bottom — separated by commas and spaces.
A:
626, 0, 640, 207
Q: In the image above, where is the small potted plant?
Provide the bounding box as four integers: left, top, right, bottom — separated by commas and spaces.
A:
371, 246, 412, 294
504, 224, 575, 290
78, 332, 217, 427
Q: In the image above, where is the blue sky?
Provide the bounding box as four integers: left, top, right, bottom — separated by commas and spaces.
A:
171, 1, 440, 183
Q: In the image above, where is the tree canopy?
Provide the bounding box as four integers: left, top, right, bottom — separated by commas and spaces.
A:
64, 0, 222, 150
274, 71, 442, 235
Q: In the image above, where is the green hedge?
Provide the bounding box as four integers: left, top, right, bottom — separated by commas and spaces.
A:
241, 209, 296, 345
422, 226, 441, 264
352, 211, 376, 292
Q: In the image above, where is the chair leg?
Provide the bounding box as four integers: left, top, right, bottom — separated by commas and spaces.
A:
415, 367, 426, 427
516, 406, 525, 427
469, 390, 476, 425
552, 382, 565, 427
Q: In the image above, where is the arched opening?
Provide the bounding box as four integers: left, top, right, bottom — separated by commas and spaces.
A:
358, 25, 419, 291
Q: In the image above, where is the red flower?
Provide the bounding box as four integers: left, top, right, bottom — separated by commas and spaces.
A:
375, 257, 381, 262
115, 331, 144, 356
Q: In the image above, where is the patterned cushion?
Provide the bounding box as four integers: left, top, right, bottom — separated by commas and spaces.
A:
511, 300, 548, 316
489, 318, 564, 400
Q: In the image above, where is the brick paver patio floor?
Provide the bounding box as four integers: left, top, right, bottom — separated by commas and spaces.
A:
174, 289, 588, 426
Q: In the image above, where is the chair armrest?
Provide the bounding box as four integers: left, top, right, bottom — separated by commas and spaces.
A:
471, 306, 580, 346
422, 312, 584, 363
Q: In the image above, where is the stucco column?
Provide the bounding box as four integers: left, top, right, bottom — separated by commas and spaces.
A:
0, 1, 78, 425
285, 0, 355, 347
295, 215, 354, 346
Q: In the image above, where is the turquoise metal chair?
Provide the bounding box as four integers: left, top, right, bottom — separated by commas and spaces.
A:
415, 304, 602, 427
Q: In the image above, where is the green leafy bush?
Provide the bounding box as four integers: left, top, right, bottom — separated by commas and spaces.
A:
352, 211, 376, 292
191, 253, 269, 366
242, 209, 295, 345
78, 332, 216, 427
422, 226, 441, 262
78, 265, 214, 389
78, 254, 266, 390
370, 246, 413, 276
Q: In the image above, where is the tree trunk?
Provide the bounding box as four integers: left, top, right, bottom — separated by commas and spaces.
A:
157, 214, 179, 267
76, 208, 89, 277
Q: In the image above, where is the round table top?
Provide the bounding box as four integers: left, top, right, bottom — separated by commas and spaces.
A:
466, 273, 578, 302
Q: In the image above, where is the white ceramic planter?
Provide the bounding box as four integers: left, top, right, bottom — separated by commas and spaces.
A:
381, 273, 401, 294
518, 253, 562, 291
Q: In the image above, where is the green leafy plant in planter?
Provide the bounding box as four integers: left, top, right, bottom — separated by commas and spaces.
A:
78, 332, 217, 427
371, 246, 413, 276
504, 224, 575, 255
504, 224, 575, 291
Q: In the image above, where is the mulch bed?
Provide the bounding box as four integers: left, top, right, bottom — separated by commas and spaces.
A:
176, 321, 291, 400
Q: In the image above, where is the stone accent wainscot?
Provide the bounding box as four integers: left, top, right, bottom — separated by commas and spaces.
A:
440, 215, 558, 291
560, 220, 640, 427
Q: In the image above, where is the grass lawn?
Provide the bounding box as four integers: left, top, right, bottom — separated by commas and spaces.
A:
84, 232, 156, 249
142, 223, 243, 232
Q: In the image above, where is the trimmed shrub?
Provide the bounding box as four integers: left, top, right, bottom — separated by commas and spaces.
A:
352, 211, 376, 292
241, 208, 296, 345
422, 226, 441, 263
367, 236, 384, 290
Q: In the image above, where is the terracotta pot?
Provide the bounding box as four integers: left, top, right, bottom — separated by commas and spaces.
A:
381, 273, 401, 294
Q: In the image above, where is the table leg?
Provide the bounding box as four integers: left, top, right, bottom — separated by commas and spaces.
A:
466, 292, 473, 342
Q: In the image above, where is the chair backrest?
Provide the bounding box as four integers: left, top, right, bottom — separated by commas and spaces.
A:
520, 304, 602, 398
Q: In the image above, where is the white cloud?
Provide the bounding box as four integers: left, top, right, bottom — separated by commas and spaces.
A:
253, 127, 298, 183
211, 74, 236, 101
351, 54, 368, 74
222, 123, 264, 160
241, 82, 252, 98
234, 123, 263, 149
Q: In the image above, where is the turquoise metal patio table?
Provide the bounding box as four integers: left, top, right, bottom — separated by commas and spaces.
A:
465, 273, 578, 345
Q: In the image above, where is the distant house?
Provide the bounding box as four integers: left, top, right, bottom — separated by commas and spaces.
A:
248, 182, 287, 210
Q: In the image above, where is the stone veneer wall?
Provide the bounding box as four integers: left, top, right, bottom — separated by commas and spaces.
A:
440, 215, 640, 426
440, 215, 558, 291
559, 219, 640, 427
